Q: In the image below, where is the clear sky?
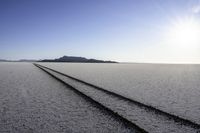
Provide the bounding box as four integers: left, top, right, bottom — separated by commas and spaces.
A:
0, 0, 200, 63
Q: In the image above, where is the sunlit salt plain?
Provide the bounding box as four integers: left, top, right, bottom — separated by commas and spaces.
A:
39, 63, 200, 125
0, 62, 139, 133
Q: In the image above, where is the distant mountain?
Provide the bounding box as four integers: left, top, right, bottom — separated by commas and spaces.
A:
0, 59, 8, 62
19, 59, 38, 62
0, 59, 38, 62
40, 56, 117, 63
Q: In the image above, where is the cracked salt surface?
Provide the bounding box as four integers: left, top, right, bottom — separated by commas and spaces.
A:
39, 63, 200, 125
0, 62, 140, 133
39, 64, 200, 133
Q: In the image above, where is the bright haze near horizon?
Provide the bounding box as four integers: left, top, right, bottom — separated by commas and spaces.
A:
0, 0, 200, 63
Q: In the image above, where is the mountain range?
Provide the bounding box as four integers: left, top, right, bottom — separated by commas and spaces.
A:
40, 56, 117, 63
0, 56, 117, 63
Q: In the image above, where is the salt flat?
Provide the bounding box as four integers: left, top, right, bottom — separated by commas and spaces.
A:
39, 63, 200, 125
36, 64, 199, 133
0, 62, 139, 133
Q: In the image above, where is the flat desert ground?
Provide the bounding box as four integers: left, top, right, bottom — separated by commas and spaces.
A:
0, 62, 200, 133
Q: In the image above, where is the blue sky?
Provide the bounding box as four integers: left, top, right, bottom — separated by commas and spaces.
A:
0, 0, 200, 63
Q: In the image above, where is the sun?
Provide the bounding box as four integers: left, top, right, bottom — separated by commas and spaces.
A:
162, 16, 200, 63
169, 18, 200, 45
166, 17, 200, 54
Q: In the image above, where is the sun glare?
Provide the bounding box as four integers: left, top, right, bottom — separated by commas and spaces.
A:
170, 18, 200, 45
166, 17, 200, 58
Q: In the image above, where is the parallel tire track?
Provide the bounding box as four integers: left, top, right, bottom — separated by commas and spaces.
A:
34, 63, 200, 133
34, 63, 147, 133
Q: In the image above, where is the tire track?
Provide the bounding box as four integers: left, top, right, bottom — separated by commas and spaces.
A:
34, 63, 200, 133
34, 63, 147, 133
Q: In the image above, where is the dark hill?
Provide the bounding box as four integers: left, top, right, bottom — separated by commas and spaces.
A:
40, 56, 117, 63
0, 59, 8, 62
